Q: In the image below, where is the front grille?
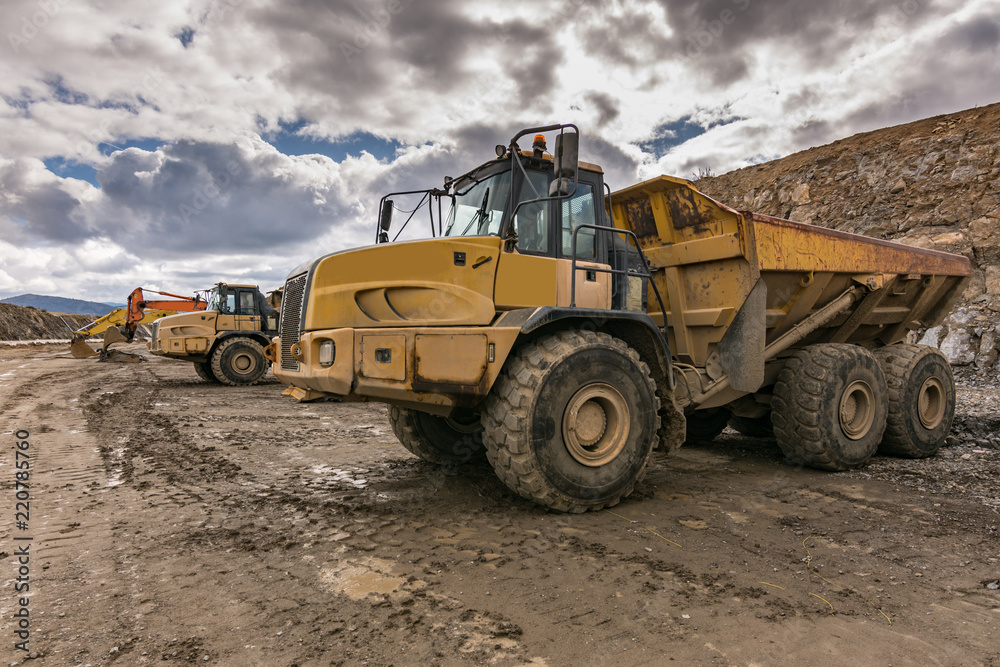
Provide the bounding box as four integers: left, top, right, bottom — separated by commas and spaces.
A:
280, 273, 307, 371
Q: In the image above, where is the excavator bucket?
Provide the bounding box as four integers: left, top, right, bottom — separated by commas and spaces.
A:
70, 335, 99, 358
101, 326, 129, 354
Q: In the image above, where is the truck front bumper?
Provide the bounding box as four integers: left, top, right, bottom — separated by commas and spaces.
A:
269, 327, 518, 413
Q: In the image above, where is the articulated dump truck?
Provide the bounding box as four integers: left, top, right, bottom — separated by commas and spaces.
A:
268, 124, 971, 513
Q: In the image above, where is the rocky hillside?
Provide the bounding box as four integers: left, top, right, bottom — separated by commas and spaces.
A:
0, 303, 93, 341
697, 102, 1000, 374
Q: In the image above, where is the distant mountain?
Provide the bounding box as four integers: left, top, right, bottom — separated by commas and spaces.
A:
0, 294, 119, 316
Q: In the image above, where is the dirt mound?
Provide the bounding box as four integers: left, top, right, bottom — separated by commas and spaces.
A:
0, 302, 93, 341
697, 102, 1000, 376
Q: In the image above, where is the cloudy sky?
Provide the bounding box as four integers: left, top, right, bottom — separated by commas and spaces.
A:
1, 0, 998, 302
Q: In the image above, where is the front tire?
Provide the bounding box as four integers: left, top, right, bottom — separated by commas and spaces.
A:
388, 406, 485, 466
772, 344, 888, 471
211, 338, 268, 386
873, 344, 955, 458
482, 330, 660, 513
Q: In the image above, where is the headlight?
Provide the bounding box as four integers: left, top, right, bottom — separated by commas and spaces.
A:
319, 340, 335, 367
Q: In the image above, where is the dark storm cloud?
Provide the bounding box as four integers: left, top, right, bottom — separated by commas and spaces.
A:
0, 161, 90, 242
585, 91, 621, 125
938, 14, 1000, 53
251, 0, 564, 121
576, 0, 940, 87
584, 136, 641, 188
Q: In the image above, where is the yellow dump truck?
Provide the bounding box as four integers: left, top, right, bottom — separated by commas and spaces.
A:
149, 283, 279, 385
268, 124, 972, 513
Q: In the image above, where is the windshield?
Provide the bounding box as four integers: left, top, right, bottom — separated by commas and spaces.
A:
207, 287, 223, 312
443, 169, 512, 238
206, 287, 235, 314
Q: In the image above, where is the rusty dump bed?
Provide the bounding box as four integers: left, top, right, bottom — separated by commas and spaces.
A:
609, 175, 972, 404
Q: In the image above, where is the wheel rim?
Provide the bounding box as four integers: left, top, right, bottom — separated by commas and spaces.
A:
445, 413, 481, 434
232, 351, 257, 374
562, 383, 630, 467
839, 379, 875, 440
917, 376, 946, 429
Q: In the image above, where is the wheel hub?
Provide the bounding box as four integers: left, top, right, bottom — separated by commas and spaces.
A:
917, 376, 946, 429
839, 379, 875, 440
233, 352, 256, 374
562, 383, 630, 467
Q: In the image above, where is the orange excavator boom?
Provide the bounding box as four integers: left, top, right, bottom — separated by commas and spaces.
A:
70, 287, 208, 359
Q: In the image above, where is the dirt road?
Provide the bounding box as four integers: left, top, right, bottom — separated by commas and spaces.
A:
1, 344, 998, 666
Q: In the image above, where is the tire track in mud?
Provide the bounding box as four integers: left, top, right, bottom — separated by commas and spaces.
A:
6, 347, 999, 665
0, 350, 149, 663
79, 363, 539, 665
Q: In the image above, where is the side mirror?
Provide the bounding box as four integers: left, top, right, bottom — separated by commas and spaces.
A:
379, 199, 394, 232
549, 132, 579, 197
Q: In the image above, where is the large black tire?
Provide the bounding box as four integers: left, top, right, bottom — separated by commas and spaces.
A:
194, 361, 221, 384
482, 330, 660, 513
388, 406, 485, 466
685, 408, 731, 443
211, 337, 268, 386
729, 414, 775, 439
772, 344, 888, 471
873, 344, 955, 458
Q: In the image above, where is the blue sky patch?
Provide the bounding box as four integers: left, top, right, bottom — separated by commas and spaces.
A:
43, 158, 99, 186
45, 76, 89, 105
638, 114, 745, 158
176, 27, 195, 47
269, 121, 403, 162
97, 137, 164, 157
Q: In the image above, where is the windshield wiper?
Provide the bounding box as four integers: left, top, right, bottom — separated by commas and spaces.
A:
458, 188, 490, 236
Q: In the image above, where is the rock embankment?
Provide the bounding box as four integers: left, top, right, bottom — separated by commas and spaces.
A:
0, 302, 93, 341
697, 102, 1000, 375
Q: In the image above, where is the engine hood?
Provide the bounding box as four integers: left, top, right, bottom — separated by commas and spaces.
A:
302, 237, 501, 331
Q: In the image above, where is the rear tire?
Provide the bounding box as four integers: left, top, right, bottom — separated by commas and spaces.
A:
194, 361, 220, 384
211, 338, 268, 386
729, 414, 775, 439
482, 330, 659, 513
388, 406, 485, 466
772, 344, 887, 471
873, 344, 955, 458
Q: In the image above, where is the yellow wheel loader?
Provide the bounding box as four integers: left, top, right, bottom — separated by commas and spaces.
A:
268, 124, 971, 513
149, 283, 279, 385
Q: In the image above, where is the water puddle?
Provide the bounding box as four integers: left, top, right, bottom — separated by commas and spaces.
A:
319, 557, 406, 600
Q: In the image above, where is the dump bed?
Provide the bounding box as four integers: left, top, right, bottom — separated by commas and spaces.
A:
609, 176, 972, 407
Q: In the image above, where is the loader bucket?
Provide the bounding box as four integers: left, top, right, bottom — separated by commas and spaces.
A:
70, 336, 99, 359
101, 327, 129, 355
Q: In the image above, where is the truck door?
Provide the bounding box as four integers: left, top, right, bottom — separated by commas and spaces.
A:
235, 289, 260, 332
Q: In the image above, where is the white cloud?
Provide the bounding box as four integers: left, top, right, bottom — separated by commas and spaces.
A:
0, 0, 995, 300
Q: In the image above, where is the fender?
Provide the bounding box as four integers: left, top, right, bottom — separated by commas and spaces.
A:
512, 306, 675, 389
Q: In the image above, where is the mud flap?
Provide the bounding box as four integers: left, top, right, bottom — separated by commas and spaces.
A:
718, 278, 767, 393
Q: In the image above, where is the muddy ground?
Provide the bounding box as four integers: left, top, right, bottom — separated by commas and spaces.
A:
1, 343, 998, 666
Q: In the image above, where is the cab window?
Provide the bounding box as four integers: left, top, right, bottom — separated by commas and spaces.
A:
561, 182, 597, 260
238, 291, 255, 315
